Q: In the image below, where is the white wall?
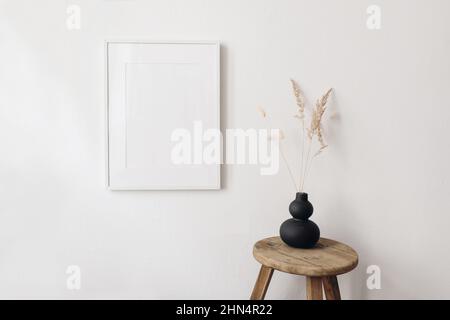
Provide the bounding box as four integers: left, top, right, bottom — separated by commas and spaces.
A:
1, 0, 450, 299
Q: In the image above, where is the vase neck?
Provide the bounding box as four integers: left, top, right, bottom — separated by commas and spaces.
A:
296, 192, 308, 201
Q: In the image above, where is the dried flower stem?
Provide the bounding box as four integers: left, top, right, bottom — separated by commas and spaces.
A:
257, 82, 333, 193
302, 137, 320, 191
290, 79, 307, 190
301, 137, 312, 191
258, 106, 299, 192
300, 88, 333, 191
299, 119, 305, 189
280, 144, 299, 192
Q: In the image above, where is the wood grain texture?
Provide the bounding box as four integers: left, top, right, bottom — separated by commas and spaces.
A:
322, 276, 341, 300
306, 277, 323, 300
253, 237, 358, 277
250, 266, 274, 300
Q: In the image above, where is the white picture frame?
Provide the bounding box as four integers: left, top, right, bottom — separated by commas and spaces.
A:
105, 40, 221, 190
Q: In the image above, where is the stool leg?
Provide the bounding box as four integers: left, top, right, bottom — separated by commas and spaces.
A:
322, 276, 341, 300
250, 266, 274, 300
306, 277, 323, 300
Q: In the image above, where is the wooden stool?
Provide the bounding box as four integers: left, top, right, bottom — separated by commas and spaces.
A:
251, 237, 358, 300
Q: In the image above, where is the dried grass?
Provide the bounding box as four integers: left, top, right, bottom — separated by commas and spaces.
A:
291, 79, 305, 120
258, 81, 333, 192
302, 87, 333, 190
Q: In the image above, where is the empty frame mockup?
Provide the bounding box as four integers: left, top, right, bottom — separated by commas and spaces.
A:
106, 41, 220, 190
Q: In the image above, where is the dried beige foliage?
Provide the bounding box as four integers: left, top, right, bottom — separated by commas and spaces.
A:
302, 87, 333, 190
291, 79, 305, 120
257, 106, 267, 118
308, 88, 332, 146
258, 81, 334, 192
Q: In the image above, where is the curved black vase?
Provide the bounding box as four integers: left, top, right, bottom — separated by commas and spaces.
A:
280, 192, 320, 248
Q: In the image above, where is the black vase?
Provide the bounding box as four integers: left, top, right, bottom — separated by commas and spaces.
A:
280, 192, 320, 248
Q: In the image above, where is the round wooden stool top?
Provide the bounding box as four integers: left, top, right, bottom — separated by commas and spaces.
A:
253, 237, 358, 277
